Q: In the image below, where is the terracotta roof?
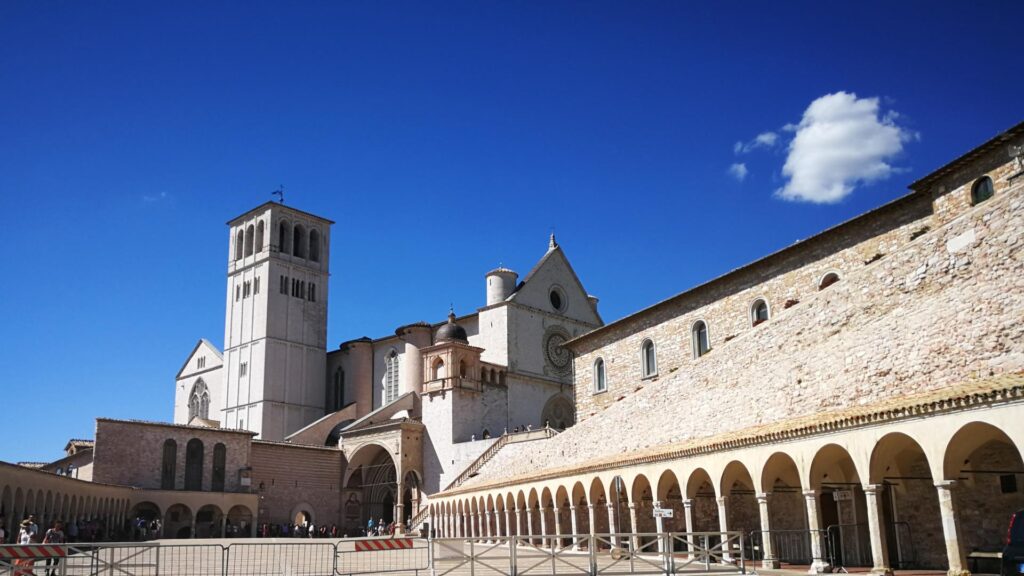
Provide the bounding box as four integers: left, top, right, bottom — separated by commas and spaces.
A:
442, 373, 1024, 496
96, 417, 257, 436
910, 120, 1024, 191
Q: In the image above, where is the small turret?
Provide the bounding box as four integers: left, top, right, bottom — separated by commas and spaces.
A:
485, 267, 518, 306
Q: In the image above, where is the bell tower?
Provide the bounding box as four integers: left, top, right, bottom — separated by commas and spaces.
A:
222, 201, 333, 441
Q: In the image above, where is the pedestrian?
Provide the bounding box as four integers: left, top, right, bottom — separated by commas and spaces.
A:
25, 515, 39, 542
15, 519, 35, 576
43, 520, 65, 576
366, 517, 375, 535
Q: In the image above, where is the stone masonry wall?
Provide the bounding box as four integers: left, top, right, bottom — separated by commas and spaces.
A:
249, 440, 344, 527
466, 152, 1024, 489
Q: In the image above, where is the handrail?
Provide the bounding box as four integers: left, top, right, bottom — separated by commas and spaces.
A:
444, 427, 560, 492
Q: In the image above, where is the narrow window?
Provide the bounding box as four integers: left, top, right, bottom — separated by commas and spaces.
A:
211, 443, 226, 492
184, 439, 204, 491
239, 362, 248, 377
255, 221, 265, 253
971, 176, 994, 205
385, 350, 400, 403
819, 272, 840, 290
188, 380, 210, 421
235, 285, 240, 301
244, 224, 255, 257
641, 339, 657, 377
254, 277, 260, 294
692, 321, 710, 358
278, 220, 290, 253
293, 224, 306, 258
161, 439, 177, 490
234, 229, 244, 261
280, 275, 287, 294
432, 358, 446, 380
751, 299, 769, 326
309, 229, 321, 262
309, 283, 316, 302
594, 358, 606, 393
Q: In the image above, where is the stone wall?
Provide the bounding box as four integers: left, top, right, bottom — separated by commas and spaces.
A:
249, 440, 343, 527
92, 419, 253, 493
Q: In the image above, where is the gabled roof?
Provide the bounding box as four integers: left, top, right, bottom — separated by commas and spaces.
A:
339, 392, 418, 435
507, 239, 602, 323
227, 201, 335, 226
175, 338, 223, 379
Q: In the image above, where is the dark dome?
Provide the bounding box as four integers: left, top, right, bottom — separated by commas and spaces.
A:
437, 310, 468, 343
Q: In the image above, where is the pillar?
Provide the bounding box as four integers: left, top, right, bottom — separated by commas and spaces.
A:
607, 503, 619, 548
539, 506, 549, 548
803, 490, 831, 574
553, 505, 563, 549
628, 503, 640, 551
569, 505, 580, 550
683, 499, 696, 559
505, 509, 513, 538
935, 482, 969, 576
486, 511, 494, 541
863, 485, 893, 576
588, 504, 597, 550
220, 515, 228, 539
756, 493, 779, 569
717, 497, 732, 562
526, 508, 535, 545
516, 509, 525, 540
654, 501, 665, 553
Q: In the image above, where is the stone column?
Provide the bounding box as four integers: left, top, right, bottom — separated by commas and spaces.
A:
487, 511, 495, 541
803, 490, 831, 574
526, 508, 535, 545
516, 509, 525, 539
863, 485, 893, 576
683, 499, 696, 559
220, 515, 228, 538
654, 501, 666, 553
607, 503, 619, 548
717, 497, 732, 562
935, 482, 969, 576
539, 506, 549, 547
588, 504, 598, 550
569, 505, 581, 550
505, 509, 513, 538
628, 503, 640, 551
757, 493, 779, 569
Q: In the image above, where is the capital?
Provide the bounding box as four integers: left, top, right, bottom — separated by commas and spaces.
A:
863, 484, 885, 495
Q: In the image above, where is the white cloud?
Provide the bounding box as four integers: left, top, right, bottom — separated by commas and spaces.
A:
728, 162, 748, 181
734, 131, 779, 154
776, 91, 913, 204
142, 191, 169, 203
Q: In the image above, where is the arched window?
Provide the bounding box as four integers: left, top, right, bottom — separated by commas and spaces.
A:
594, 358, 607, 393
459, 360, 467, 378
255, 221, 265, 253
432, 358, 446, 380
309, 229, 320, 262
184, 439, 204, 491
971, 176, 994, 205
188, 380, 210, 421
819, 272, 840, 290
278, 220, 291, 254
244, 224, 255, 257
330, 368, 345, 411
640, 339, 657, 377
234, 229, 244, 261
751, 299, 769, 326
384, 350, 400, 404
692, 321, 710, 358
293, 224, 306, 258
160, 439, 177, 490
211, 443, 226, 492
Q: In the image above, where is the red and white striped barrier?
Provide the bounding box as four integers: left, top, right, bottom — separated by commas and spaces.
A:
354, 538, 414, 551
0, 545, 67, 559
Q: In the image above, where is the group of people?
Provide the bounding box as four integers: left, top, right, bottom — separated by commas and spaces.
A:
0, 515, 66, 575
256, 521, 340, 538
129, 516, 162, 541
364, 517, 398, 537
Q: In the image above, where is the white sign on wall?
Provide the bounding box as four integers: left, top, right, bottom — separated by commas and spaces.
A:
653, 508, 674, 518
832, 490, 854, 502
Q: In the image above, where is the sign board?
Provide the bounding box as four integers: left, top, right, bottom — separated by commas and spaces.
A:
653, 508, 674, 518
832, 490, 854, 502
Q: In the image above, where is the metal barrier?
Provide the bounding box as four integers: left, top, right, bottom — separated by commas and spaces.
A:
747, 529, 827, 565
0, 533, 749, 576
826, 522, 915, 571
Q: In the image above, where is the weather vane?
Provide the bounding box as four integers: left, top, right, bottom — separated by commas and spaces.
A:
272, 186, 285, 204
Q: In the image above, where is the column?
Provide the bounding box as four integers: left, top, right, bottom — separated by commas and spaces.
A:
717, 497, 732, 562
395, 481, 404, 534
607, 503, 620, 548
628, 503, 640, 551
486, 511, 494, 541
935, 481, 969, 576
526, 508, 535, 545
588, 504, 598, 550
569, 505, 580, 551
505, 509, 513, 538
757, 493, 779, 569
220, 515, 228, 539
803, 490, 831, 574
471, 513, 478, 539
863, 484, 893, 576
539, 506, 549, 547
683, 499, 696, 559
553, 505, 563, 550
516, 509, 525, 540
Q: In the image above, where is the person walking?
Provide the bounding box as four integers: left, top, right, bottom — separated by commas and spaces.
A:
15, 519, 35, 576
42, 521, 65, 576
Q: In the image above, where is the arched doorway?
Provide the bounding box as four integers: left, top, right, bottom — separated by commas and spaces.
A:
809, 444, 869, 568
343, 444, 399, 533
195, 505, 224, 538
227, 505, 253, 538
164, 504, 193, 539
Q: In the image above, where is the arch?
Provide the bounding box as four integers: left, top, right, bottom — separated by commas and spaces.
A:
234, 229, 244, 261
692, 320, 710, 358
345, 443, 397, 529
161, 439, 177, 489
640, 339, 657, 377
196, 504, 225, 538
244, 224, 255, 257
818, 271, 841, 290
750, 298, 769, 326
760, 451, 803, 494
277, 220, 291, 254
971, 175, 994, 205
808, 443, 862, 490
184, 438, 204, 491
431, 357, 446, 380
458, 359, 467, 378
227, 505, 253, 538
164, 503, 193, 539
309, 228, 321, 262
942, 421, 1024, 562
593, 358, 607, 393
255, 220, 265, 253
188, 379, 210, 421
212, 443, 227, 492
607, 475, 629, 535
720, 461, 761, 537
541, 394, 574, 430
685, 468, 721, 533
290, 503, 314, 526
630, 473, 657, 536
293, 224, 306, 258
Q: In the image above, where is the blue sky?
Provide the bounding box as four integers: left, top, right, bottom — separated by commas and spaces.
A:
2, 1, 1022, 462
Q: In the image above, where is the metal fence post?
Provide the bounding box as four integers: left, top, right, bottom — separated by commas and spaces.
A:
510, 536, 518, 576
739, 533, 746, 574
663, 533, 671, 576
588, 535, 597, 576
